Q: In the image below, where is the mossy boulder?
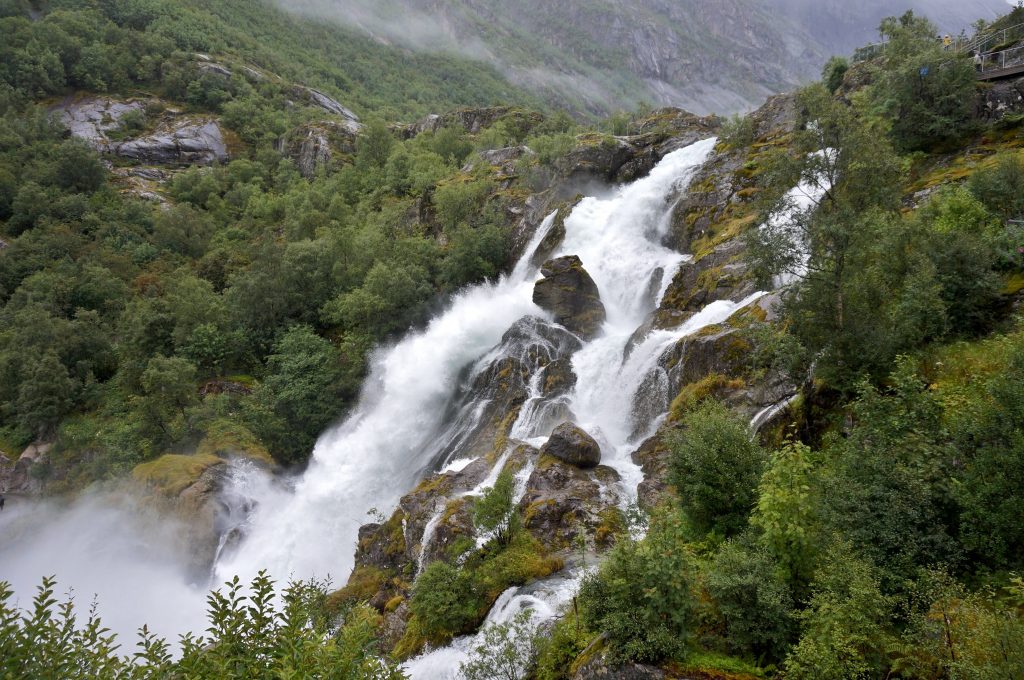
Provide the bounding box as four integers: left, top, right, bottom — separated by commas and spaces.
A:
132, 453, 225, 497
521, 452, 619, 552
533, 255, 607, 340
541, 357, 577, 397
541, 422, 602, 469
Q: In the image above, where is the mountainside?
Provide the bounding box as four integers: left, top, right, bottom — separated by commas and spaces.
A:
3, 1, 1024, 679
280, 0, 1008, 115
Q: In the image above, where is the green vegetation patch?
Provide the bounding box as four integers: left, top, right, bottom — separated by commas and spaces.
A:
132, 453, 224, 496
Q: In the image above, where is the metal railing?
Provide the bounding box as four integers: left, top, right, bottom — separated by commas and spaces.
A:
977, 43, 1024, 76
960, 21, 1024, 56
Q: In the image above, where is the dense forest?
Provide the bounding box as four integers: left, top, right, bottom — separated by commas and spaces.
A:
1, 1, 1024, 679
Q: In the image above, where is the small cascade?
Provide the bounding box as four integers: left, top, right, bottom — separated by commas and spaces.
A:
402, 571, 585, 679
208, 458, 279, 578
750, 394, 799, 433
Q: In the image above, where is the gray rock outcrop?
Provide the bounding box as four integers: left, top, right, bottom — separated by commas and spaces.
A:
276, 121, 359, 178
57, 97, 229, 165
112, 120, 228, 165
292, 86, 361, 129
58, 97, 147, 146
541, 422, 602, 468
533, 255, 607, 339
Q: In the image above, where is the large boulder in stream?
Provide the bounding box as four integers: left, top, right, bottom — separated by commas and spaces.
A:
533, 255, 606, 339
541, 422, 602, 468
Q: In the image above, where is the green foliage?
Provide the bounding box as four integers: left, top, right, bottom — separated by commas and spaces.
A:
0, 573, 405, 679
431, 127, 474, 166
357, 120, 395, 169
666, 400, 767, 538
434, 177, 494, 230
704, 534, 794, 661
752, 441, 821, 590
252, 325, 349, 465
822, 56, 849, 94
525, 132, 576, 166
747, 83, 1003, 390
136, 354, 199, 443
532, 613, 593, 680
871, 11, 978, 152
954, 342, 1024, 568
473, 468, 520, 547
409, 561, 482, 643
784, 543, 893, 680
579, 510, 695, 663
820, 361, 961, 591
719, 113, 755, 149
459, 610, 537, 680
16, 352, 75, 438
968, 152, 1024, 220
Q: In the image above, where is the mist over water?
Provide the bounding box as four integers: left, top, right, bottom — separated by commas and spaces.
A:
0, 493, 209, 645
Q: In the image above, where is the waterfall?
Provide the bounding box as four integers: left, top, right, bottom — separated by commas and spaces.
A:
1, 136, 773, 657
214, 211, 563, 584
216, 137, 722, 585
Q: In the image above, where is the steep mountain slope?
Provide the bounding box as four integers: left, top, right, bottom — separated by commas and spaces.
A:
280, 0, 1008, 115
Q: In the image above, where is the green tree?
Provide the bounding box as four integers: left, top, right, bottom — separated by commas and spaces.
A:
969, 152, 1024, 220
784, 543, 893, 680
666, 400, 767, 538
822, 56, 849, 93
409, 561, 482, 642
473, 468, 519, 547
579, 510, 694, 663
254, 325, 348, 464
52, 140, 105, 193
871, 11, 978, 152
137, 354, 199, 441
745, 84, 960, 388
16, 351, 75, 438
433, 177, 493, 230
751, 441, 821, 590
821, 361, 960, 591
955, 346, 1024, 569
704, 535, 795, 661
357, 119, 394, 169
431, 126, 474, 166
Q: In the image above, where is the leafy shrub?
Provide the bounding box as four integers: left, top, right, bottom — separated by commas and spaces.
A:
579, 510, 695, 663
784, 543, 893, 680
666, 400, 767, 538
704, 535, 795, 660
409, 561, 482, 642
473, 468, 519, 547
822, 56, 849, 93
0, 573, 405, 678
719, 113, 755, 149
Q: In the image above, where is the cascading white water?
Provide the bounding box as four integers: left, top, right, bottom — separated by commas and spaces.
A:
219, 138, 723, 586
401, 138, 782, 678
1, 136, 775, 659
214, 212, 562, 584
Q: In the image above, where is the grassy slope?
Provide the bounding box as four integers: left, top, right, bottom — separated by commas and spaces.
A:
177, 0, 546, 120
